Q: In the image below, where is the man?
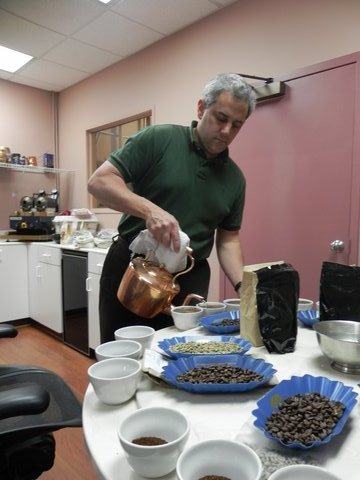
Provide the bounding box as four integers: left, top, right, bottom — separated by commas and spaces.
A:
88, 73, 256, 342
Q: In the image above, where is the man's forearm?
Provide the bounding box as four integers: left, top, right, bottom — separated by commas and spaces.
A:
216, 234, 244, 290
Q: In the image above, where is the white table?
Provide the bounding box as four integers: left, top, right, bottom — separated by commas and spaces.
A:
83, 325, 360, 480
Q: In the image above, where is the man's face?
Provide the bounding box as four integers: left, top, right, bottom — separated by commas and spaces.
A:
196, 91, 249, 158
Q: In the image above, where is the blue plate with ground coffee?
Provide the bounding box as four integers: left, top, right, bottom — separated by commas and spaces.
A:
162, 354, 276, 393
200, 310, 240, 334
252, 374, 358, 449
158, 335, 251, 359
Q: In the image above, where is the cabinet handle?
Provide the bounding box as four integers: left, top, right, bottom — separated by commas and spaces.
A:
35, 265, 41, 278
41, 253, 51, 259
96, 262, 104, 268
86, 276, 91, 292
0, 249, 2, 262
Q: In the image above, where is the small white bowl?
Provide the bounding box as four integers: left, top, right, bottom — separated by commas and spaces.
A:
95, 339, 142, 361
88, 357, 141, 405
171, 305, 204, 331
118, 406, 190, 478
114, 325, 155, 356
197, 301, 226, 316
298, 298, 314, 311
268, 464, 341, 480
223, 297, 240, 312
176, 439, 262, 480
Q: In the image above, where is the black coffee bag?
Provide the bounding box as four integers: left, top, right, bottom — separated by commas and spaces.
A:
319, 261, 360, 321
240, 262, 299, 353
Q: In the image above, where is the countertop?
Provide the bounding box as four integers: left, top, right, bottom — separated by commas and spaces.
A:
0, 239, 109, 254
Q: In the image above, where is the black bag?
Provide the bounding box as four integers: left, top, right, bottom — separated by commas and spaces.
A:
319, 261, 360, 321
256, 263, 299, 354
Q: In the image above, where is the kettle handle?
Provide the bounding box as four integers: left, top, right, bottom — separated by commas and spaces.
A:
172, 247, 195, 285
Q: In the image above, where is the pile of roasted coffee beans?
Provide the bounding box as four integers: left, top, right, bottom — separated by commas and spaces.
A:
176, 364, 264, 384
265, 392, 345, 446
132, 436, 168, 445
169, 341, 241, 355
213, 318, 239, 327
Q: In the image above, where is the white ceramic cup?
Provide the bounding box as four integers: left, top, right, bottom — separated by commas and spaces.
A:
118, 406, 190, 478
197, 301, 226, 316
114, 325, 155, 356
95, 339, 142, 361
171, 305, 204, 330
298, 298, 314, 311
268, 464, 341, 480
176, 439, 262, 480
223, 298, 240, 312
88, 357, 141, 405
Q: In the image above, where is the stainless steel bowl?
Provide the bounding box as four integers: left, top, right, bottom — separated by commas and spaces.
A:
314, 320, 360, 374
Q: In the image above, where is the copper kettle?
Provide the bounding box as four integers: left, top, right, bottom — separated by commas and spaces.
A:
117, 247, 204, 318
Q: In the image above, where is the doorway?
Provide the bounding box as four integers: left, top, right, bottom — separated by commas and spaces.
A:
222, 53, 360, 301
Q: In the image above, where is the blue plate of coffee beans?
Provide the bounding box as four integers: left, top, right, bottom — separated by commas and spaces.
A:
297, 310, 319, 328
252, 374, 358, 449
200, 310, 240, 334
158, 335, 251, 359
162, 354, 276, 393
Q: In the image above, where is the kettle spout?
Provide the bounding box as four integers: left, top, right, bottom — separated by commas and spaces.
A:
163, 293, 205, 316
182, 293, 204, 306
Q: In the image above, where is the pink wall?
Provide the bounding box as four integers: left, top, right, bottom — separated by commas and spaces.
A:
2, 0, 360, 297
57, 0, 360, 298
58, 0, 360, 214
0, 80, 55, 229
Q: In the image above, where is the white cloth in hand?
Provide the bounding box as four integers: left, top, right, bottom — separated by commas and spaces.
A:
129, 229, 190, 273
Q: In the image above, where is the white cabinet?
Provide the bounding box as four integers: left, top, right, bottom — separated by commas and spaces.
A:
28, 243, 63, 333
0, 243, 29, 322
87, 251, 106, 350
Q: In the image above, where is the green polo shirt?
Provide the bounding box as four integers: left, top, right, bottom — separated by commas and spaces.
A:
108, 121, 246, 260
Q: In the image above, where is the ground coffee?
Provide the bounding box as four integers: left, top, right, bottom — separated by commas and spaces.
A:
132, 436, 167, 446
198, 476, 231, 480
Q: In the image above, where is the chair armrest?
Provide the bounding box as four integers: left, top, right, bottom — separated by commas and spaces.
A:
0, 324, 18, 338
0, 385, 50, 420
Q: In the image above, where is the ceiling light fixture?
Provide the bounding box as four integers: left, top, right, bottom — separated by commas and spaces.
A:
97, 0, 112, 4
0, 45, 33, 73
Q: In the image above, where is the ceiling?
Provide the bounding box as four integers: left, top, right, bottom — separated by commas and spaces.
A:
0, 0, 237, 92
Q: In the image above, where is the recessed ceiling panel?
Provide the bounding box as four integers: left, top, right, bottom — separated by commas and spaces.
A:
73, 11, 163, 57
111, 0, 218, 35
43, 39, 122, 73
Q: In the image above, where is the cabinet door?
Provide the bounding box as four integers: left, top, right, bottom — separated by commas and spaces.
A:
28, 244, 63, 333
0, 243, 29, 321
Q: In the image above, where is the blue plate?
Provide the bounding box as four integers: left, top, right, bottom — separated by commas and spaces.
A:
297, 310, 319, 327
158, 335, 251, 359
162, 354, 276, 393
200, 310, 240, 334
252, 374, 358, 449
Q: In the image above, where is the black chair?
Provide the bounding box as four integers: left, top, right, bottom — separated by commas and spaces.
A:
0, 324, 82, 479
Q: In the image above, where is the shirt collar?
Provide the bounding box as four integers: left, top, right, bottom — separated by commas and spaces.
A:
190, 120, 228, 164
